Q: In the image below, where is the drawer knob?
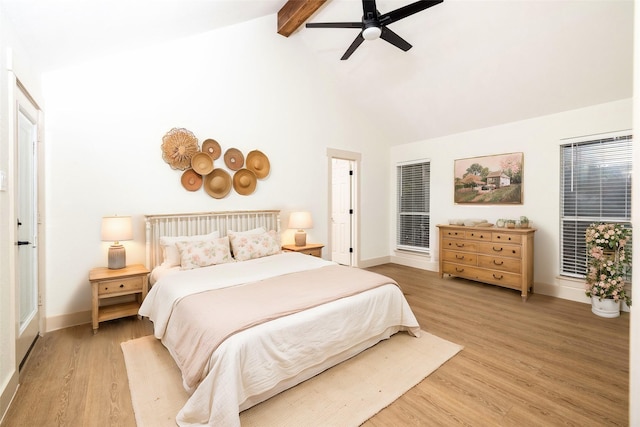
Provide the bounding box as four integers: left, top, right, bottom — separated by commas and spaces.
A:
493, 246, 503, 252
493, 260, 504, 265
493, 273, 504, 280
455, 255, 465, 260
455, 267, 464, 273
120, 284, 124, 288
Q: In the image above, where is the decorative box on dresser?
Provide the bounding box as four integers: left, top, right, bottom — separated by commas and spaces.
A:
437, 224, 536, 301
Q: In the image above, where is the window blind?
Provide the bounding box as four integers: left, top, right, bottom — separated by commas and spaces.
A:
560, 134, 632, 278
397, 161, 430, 252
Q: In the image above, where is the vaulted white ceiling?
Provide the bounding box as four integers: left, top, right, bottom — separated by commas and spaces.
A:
0, 0, 633, 143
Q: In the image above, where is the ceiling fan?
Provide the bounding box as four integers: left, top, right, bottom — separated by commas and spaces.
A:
305, 0, 443, 60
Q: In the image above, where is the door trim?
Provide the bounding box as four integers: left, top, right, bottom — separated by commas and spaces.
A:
14, 79, 45, 369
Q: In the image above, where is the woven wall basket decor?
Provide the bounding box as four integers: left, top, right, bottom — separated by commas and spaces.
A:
161, 128, 199, 170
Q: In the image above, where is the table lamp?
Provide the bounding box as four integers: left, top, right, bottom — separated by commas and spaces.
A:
101, 215, 133, 269
288, 211, 313, 246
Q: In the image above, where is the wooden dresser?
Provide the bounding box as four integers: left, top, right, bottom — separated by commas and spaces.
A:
437, 224, 536, 300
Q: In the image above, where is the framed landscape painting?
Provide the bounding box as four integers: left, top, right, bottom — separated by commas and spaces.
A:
454, 152, 523, 204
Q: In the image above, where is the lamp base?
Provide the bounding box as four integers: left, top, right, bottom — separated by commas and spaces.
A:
294, 231, 307, 247
108, 244, 126, 269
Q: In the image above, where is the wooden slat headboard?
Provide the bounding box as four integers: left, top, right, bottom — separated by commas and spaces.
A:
144, 210, 281, 270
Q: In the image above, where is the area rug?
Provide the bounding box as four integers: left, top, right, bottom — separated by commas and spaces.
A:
121, 331, 462, 427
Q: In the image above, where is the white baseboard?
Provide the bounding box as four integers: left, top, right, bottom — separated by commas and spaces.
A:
0, 370, 18, 425
357, 256, 391, 268
46, 310, 91, 333
535, 280, 630, 312
389, 251, 438, 272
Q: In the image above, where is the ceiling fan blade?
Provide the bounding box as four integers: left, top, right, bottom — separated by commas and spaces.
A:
379, 26, 412, 51
306, 22, 362, 29
341, 33, 365, 60
379, 0, 443, 26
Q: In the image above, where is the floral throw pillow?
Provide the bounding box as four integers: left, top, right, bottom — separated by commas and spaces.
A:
160, 231, 220, 267
229, 230, 281, 262
176, 236, 233, 270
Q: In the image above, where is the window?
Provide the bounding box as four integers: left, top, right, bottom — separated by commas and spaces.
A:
397, 161, 430, 252
560, 133, 632, 278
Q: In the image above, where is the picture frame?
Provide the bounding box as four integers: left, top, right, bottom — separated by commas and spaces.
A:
454, 152, 523, 204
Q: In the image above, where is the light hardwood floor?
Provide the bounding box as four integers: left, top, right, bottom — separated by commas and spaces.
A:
1, 265, 629, 426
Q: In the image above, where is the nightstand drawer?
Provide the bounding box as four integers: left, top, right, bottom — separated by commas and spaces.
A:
97, 276, 143, 296
298, 247, 322, 257
281, 243, 324, 258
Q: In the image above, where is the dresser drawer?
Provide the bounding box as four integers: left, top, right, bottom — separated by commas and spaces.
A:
442, 229, 466, 239
474, 268, 521, 290
442, 238, 478, 252
97, 276, 144, 296
465, 230, 492, 241
442, 250, 477, 266
443, 262, 521, 289
442, 262, 476, 276
492, 232, 522, 244
478, 242, 522, 259
478, 255, 521, 274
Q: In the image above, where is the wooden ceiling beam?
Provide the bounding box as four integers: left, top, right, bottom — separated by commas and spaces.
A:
277, 0, 328, 37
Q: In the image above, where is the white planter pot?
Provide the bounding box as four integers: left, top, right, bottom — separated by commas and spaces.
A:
591, 296, 621, 318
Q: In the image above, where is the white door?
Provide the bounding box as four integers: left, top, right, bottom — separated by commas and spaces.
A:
331, 158, 353, 265
15, 85, 40, 367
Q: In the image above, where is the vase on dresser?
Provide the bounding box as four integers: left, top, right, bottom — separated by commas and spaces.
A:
590, 296, 621, 318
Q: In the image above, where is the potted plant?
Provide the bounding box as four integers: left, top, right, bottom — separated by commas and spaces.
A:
519, 216, 529, 228
584, 223, 632, 317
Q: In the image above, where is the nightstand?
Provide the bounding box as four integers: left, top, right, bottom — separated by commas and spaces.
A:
89, 264, 149, 334
282, 243, 324, 258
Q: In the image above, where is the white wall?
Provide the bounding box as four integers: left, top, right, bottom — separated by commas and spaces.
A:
41, 15, 394, 329
390, 98, 633, 304
0, 4, 46, 420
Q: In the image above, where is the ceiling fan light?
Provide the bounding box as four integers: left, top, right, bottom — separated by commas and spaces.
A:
362, 26, 382, 41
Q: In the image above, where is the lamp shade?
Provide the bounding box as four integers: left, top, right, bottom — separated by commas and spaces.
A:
288, 211, 313, 230
101, 216, 133, 243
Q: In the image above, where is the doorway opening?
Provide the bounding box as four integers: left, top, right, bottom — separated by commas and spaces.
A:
327, 149, 360, 267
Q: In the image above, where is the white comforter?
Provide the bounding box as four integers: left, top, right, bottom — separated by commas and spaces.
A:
139, 252, 420, 426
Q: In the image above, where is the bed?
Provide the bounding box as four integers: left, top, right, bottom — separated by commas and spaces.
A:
139, 210, 421, 427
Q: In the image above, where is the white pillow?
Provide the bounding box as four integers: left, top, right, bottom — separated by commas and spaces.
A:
159, 231, 220, 267
176, 236, 233, 270
226, 227, 266, 236
229, 230, 282, 262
